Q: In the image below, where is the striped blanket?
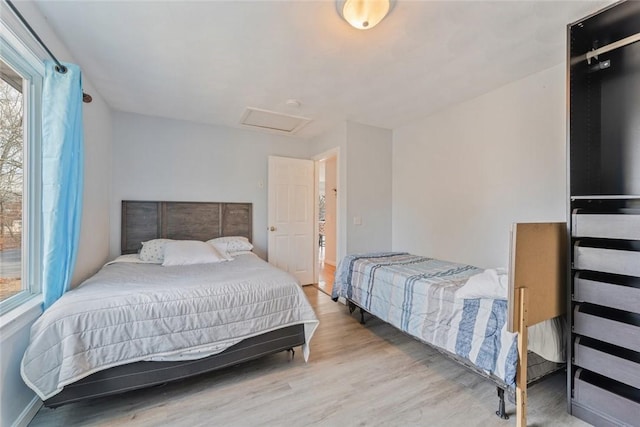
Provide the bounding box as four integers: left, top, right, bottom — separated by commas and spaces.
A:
332, 252, 519, 387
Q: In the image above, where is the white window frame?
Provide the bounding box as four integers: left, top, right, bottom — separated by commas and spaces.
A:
0, 21, 44, 314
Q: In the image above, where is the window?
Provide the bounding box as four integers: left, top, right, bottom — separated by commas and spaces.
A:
0, 23, 43, 314
0, 61, 23, 304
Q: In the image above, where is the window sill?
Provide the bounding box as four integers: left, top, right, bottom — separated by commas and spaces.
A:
0, 296, 42, 338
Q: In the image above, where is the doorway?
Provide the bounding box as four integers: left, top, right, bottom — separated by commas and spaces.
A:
316, 154, 337, 295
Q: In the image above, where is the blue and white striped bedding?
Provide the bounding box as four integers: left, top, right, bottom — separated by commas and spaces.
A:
332, 252, 519, 387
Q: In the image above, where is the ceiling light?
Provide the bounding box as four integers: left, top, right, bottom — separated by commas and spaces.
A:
337, 0, 391, 30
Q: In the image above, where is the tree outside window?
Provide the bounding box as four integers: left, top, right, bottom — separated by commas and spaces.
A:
0, 69, 23, 302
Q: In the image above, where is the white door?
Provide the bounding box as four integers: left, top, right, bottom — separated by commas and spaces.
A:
268, 156, 314, 285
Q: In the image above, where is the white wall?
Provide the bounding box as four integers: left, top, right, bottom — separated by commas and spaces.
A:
0, 2, 112, 426
72, 81, 112, 285
110, 112, 311, 260
0, 301, 42, 427
310, 121, 393, 261
392, 64, 567, 269
346, 122, 392, 254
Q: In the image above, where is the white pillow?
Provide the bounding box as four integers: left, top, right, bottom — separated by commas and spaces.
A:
455, 268, 508, 300
139, 239, 173, 263
162, 240, 229, 266
207, 236, 253, 257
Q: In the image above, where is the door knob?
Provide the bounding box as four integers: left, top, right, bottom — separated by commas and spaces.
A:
269, 226, 277, 231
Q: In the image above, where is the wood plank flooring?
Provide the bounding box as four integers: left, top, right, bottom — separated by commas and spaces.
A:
30, 288, 588, 427
315, 262, 335, 296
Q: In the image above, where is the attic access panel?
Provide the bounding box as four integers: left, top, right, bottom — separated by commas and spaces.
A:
240, 107, 311, 135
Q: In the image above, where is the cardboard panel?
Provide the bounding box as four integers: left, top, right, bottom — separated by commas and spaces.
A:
508, 222, 567, 332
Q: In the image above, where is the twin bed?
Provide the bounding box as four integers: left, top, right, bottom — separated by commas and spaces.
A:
332, 223, 567, 426
20, 203, 566, 426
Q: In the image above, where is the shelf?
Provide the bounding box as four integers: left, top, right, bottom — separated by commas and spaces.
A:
573, 369, 640, 427
574, 272, 640, 313
573, 304, 640, 352
571, 195, 640, 200
574, 242, 640, 277
574, 337, 640, 389
572, 211, 640, 240
568, 3, 640, 425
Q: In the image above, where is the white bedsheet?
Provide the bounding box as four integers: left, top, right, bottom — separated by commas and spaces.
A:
21, 253, 319, 400
528, 316, 565, 363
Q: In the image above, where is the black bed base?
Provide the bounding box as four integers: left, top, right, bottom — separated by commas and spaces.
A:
345, 301, 564, 421
44, 324, 306, 408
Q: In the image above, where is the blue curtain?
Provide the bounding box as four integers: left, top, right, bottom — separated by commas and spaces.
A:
42, 60, 84, 309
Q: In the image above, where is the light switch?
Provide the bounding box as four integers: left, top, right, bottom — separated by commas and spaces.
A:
353, 216, 362, 225
258, 180, 264, 189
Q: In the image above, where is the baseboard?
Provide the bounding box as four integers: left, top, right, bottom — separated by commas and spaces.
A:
11, 395, 42, 427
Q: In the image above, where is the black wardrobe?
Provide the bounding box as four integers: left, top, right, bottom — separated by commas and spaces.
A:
568, 1, 640, 426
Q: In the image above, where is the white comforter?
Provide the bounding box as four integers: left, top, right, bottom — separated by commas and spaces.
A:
21, 254, 319, 400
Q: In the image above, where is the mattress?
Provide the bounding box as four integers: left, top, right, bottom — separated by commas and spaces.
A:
21, 253, 319, 401
332, 252, 564, 387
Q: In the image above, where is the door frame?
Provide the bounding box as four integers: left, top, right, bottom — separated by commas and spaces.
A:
313, 147, 341, 284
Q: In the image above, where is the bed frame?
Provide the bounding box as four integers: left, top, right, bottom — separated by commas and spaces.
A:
346, 222, 567, 427
43, 200, 306, 408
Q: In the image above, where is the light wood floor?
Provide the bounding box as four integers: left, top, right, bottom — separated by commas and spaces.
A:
315, 262, 335, 296
30, 288, 588, 427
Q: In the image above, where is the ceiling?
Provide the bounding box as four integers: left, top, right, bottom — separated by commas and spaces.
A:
34, 0, 611, 139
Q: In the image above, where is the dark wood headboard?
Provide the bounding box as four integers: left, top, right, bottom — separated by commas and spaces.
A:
121, 201, 253, 255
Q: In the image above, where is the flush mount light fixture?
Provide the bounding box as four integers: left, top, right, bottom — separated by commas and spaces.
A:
337, 0, 392, 30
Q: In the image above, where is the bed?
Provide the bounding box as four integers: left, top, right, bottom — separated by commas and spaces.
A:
332, 223, 567, 427
21, 201, 319, 408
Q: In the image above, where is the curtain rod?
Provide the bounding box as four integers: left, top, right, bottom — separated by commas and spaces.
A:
4, 0, 92, 103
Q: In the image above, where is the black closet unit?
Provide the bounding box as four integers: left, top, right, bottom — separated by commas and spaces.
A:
568, 1, 640, 426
